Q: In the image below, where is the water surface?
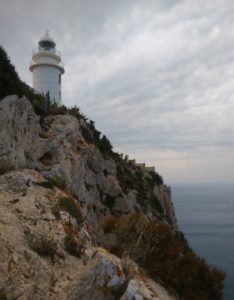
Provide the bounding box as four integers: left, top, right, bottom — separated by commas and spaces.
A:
172, 184, 234, 300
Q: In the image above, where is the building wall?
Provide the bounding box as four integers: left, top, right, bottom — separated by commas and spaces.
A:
33, 66, 61, 104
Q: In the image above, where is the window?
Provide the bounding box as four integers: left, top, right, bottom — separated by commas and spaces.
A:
58, 74, 61, 84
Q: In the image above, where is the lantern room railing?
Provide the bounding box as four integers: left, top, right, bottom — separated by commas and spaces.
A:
32, 47, 62, 57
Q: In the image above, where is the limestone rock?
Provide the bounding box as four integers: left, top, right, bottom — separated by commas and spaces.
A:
0, 169, 177, 300
120, 278, 176, 300
0, 95, 41, 169
67, 247, 126, 300
153, 185, 177, 227
0, 96, 177, 232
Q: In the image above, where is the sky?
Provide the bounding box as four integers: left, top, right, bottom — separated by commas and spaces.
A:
0, 0, 234, 184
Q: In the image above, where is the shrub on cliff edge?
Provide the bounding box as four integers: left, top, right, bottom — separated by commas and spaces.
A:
103, 213, 226, 300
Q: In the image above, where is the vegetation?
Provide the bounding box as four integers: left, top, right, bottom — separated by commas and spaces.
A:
0, 46, 35, 100
58, 197, 83, 225
103, 213, 226, 300
64, 233, 85, 257
98, 135, 113, 156
80, 125, 94, 144
0, 291, 7, 300
148, 171, 163, 185
48, 174, 67, 190
81, 122, 113, 157
34, 173, 67, 191
26, 233, 57, 259
113, 156, 164, 214
34, 180, 55, 189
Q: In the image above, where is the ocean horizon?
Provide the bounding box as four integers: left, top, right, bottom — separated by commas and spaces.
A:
171, 183, 234, 300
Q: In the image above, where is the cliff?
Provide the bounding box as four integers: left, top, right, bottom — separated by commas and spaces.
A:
0, 47, 225, 300
0, 95, 176, 299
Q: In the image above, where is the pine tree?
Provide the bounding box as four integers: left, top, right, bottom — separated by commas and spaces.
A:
0, 46, 34, 100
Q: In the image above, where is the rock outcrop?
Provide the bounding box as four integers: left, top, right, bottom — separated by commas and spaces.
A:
0, 95, 178, 299
0, 169, 176, 300
0, 95, 177, 232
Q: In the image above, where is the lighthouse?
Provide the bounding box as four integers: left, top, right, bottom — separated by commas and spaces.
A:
29, 31, 65, 105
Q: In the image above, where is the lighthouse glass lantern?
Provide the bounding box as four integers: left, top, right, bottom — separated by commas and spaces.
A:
29, 31, 65, 105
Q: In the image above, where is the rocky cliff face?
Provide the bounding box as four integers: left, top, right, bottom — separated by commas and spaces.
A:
0, 44, 226, 299
0, 169, 175, 300
0, 95, 226, 300
0, 95, 177, 300
0, 95, 177, 231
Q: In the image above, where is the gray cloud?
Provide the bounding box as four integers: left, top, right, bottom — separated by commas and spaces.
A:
1, 0, 234, 183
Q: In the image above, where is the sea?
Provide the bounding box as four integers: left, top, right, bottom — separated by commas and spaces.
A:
171, 183, 234, 300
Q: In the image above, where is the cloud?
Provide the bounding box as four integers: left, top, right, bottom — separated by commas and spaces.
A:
1, 0, 234, 183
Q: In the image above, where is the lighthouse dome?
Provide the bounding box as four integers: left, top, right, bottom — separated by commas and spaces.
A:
38, 31, 56, 50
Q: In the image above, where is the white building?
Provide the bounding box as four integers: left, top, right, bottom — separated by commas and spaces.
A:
29, 31, 65, 105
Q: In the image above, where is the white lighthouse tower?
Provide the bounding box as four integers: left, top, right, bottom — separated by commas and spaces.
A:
29, 31, 65, 104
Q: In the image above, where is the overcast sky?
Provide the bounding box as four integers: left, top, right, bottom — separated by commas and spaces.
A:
1, 0, 234, 184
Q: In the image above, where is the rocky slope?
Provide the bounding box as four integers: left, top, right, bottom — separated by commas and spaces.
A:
0, 169, 175, 300
0, 95, 178, 299
0, 95, 177, 232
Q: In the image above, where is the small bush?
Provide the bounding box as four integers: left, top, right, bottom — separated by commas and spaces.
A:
34, 180, 54, 189
68, 105, 82, 120
58, 197, 83, 225
81, 126, 93, 144
149, 171, 163, 185
26, 233, 57, 259
98, 135, 113, 155
48, 174, 67, 190
64, 233, 85, 257
34, 174, 67, 191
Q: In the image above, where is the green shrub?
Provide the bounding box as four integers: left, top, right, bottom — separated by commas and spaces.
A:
98, 135, 113, 155
64, 233, 85, 257
149, 171, 163, 185
58, 197, 83, 225
46, 174, 67, 190
35, 175, 67, 191
0, 46, 35, 101
34, 180, 54, 189
104, 213, 226, 300
81, 126, 93, 144
26, 233, 57, 259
